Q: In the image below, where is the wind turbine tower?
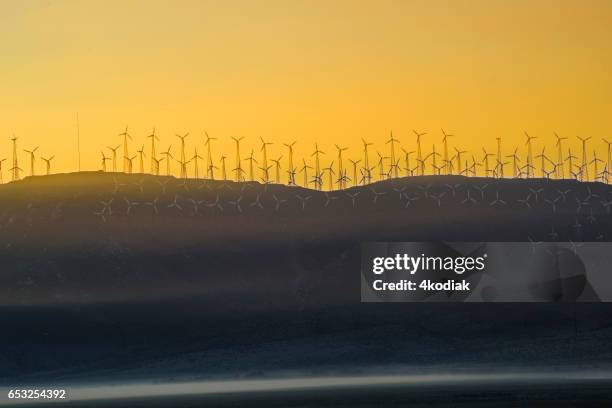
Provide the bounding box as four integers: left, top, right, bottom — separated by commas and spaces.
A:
454, 147, 466, 175
192, 148, 203, 179
284, 141, 297, 185
413, 130, 427, 176
100, 151, 110, 172
245, 149, 257, 181
220, 155, 228, 180
603, 139, 612, 181
231, 137, 245, 182
119, 126, 131, 173
11, 136, 20, 181
147, 128, 159, 174
23, 146, 38, 176
107, 145, 120, 172
335, 144, 348, 188
176, 133, 189, 179
161, 146, 173, 175
347, 159, 360, 186
42, 155, 55, 175
430, 145, 440, 174
441, 129, 454, 175
496, 137, 503, 178
553, 132, 567, 178
362, 138, 373, 184
386, 131, 399, 178
311, 144, 325, 190
271, 156, 283, 183
576, 136, 591, 181
0, 158, 6, 183
137, 145, 146, 173
260, 137, 273, 183
524, 132, 537, 178
300, 159, 312, 188
204, 132, 216, 179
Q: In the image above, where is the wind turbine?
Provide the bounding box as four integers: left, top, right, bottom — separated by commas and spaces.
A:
100, 151, 110, 172
565, 148, 578, 180
260, 137, 273, 183
535, 147, 549, 178
300, 159, 312, 188
441, 129, 454, 175
152, 156, 164, 176
125, 154, 137, 174
376, 151, 388, 180
107, 145, 120, 172
311, 144, 325, 190
576, 136, 591, 181
413, 130, 427, 176
482, 148, 494, 177
11, 136, 19, 181
496, 137, 504, 178
41, 155, 55, 175
470, 155, 481, 176
23, 146, 39, 176
428, 145, 441, 175
284, 141, 297, 185
176, 133, 189, 179
0, 158, 5, 183
119, 125, 132, 173
362, 138, 373, 183
386, 131, 399, 178
271, 156, 283, 183
161, 145, 173, 175
334, 144, 348, 188
147, 128, 159, 173
203, 132, 217, 180
590, 151, 604, 182
603, 139, 612, 182
220, 155, 228, 180
506, 147, 521, 178
244, 149, 258, 181
454, 147, 466, 175
10, 165, 22, 181
192, 148, 203, 179
554, 132, 567, 178
494, 160, 509, 179
401, 148, 414, 177
322, 161, 335, 190
349, 159, 361, 186
231, 137, 245, 182
524, 132, 537, 178
136, 145, 146, 174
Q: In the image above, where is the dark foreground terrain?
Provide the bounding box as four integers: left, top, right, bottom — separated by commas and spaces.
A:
0, 173, 611, 405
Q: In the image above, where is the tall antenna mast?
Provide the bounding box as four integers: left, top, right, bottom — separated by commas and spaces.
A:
76, 113, 81, 172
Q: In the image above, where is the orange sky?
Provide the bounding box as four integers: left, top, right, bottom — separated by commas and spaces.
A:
0, 0, 611, 178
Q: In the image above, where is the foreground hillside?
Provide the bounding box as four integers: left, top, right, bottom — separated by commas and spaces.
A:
1, 172, 612, 384
0, 172, 610, 305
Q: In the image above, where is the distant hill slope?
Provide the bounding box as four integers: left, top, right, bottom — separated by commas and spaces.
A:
0, 172, 609, 306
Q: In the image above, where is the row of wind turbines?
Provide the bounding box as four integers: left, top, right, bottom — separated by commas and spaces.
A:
1, 129, 610, 189
98, 127, 612, 190
0, 136, 55, 184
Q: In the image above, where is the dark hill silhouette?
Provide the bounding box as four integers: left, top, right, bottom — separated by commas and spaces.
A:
0, 172, 611, 384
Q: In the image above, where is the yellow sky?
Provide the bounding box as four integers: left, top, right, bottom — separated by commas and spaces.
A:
0, 0, 611, 177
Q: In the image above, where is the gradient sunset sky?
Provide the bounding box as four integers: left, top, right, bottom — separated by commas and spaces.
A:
1, 0, 611, 175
